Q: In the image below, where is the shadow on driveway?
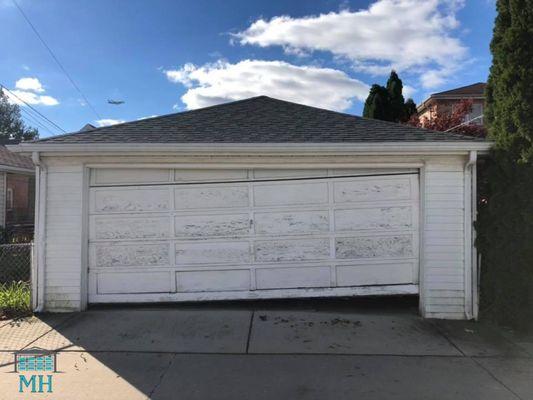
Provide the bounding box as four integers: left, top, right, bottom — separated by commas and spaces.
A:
0, 296, 532, 399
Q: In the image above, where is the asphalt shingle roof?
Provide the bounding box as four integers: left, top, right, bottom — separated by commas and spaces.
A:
431, 82, 486, 97
0, 145, 34, 170
34, 96, 485, 144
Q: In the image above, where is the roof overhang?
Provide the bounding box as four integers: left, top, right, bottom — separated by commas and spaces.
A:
417, 95, 485, 113
0, 164, 34, 174
8, 141, 493, 157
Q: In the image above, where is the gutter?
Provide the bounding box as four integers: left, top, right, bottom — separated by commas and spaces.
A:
464, 151, 477, 319
7, 141, 493, 156
31, 151, 46, 312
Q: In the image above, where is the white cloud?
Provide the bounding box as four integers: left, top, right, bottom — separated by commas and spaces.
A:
3, 89, 59, 106
95, 118, 125, 127
15, 77, 44, 93
3, 77, 59, 106
165, 59, 369, 111
234, 0, 468, 88
137, 115, 158, 120
402, 85, 416, 99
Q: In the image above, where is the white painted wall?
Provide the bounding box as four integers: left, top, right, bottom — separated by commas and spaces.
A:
37, 154, 473, 319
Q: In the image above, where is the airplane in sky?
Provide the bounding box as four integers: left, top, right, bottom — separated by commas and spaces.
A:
107, 99, 125, 105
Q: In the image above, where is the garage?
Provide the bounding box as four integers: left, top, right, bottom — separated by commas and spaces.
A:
10, 95, 490, 318
87, 168, 419, 303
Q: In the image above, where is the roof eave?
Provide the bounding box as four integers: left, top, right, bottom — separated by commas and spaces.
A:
8, 141, 493, 156
0, 164, 34, 174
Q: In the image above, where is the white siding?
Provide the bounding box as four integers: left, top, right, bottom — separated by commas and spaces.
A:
43, 163, 84, 311
422, 158, 467, 319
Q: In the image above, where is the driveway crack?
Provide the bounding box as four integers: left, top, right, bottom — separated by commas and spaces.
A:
147, 353, 176, 399
471, 357, 524, 400
430, 320, 523, 400
245, 310, 255, 354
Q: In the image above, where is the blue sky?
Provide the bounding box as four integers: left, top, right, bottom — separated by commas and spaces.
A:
0, 0, 496, 137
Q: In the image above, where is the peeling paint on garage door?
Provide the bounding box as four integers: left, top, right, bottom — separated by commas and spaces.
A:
87, 169, 419, 303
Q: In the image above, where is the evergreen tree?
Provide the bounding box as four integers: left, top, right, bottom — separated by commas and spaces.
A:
363, 84, 392, 121
477, 0, 533, 330
403, 98, 417, 122
362, 71, 417, 123
0, 90, 38, 141
386, 71, 405, 122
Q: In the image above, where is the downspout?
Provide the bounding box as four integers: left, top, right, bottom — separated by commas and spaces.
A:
32, 152, 46, 312
471, 153, 479, 320
464, 151, 477, 320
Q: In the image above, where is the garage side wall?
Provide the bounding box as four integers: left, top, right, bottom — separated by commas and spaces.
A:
42, 161, 84, 311
421, 158, 467, 319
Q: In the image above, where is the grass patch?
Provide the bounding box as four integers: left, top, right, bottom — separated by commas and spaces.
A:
0, 281, 31, 319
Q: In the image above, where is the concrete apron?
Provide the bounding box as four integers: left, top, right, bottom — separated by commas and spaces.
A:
0, 306, 531, 400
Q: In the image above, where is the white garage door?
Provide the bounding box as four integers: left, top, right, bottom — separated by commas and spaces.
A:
87, 169, 419, 303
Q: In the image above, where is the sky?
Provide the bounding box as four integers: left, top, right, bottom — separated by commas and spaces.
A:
0, 0, 496, 137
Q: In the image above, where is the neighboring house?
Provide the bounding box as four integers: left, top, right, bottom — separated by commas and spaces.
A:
417, 82, 486, 126
10, 96, 491, 319
0, 141, 35, 233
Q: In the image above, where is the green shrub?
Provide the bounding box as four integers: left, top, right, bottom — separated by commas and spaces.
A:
0, 281, 31, 319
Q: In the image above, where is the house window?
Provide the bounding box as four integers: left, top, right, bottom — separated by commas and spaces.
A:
6, 188, 13, 210
466, 103, 483, 125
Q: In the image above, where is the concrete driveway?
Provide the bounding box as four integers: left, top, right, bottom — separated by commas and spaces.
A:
0, 298, 532, 399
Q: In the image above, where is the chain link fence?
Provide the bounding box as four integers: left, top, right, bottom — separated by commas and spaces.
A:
0, 243, 32, 284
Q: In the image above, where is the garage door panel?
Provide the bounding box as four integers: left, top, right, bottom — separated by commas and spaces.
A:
254, 238, 330, 262
254, 210, 329, 235
175, 241, 250, 265
253, 169, 327, 180
256, 266, 331, 289
333, 177, 412, 203
92, 243, 170, 268
88, 170, 419, 303
90, 216, 171, 240
335, 235, 413, 260
253, 182, 328, 206
176, 270, 250, 292
92, 168, 170, 185
97, 272, 171, 294
174, 185, 249, 209
174, 213, 250, 237
336, 263, 414, 286
334, 206, 413, 232
174, 169, 249, 183
92, 188, 170, 213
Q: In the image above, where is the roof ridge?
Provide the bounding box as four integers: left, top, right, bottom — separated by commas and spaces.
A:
34, 96, 271, 143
